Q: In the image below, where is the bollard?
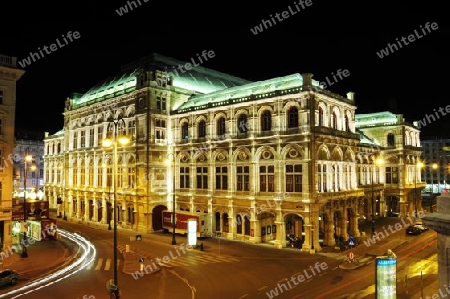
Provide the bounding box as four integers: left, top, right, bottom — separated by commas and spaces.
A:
200, 242, 204, 251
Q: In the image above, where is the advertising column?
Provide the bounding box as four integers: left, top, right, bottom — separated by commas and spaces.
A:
375, 257, 397, 298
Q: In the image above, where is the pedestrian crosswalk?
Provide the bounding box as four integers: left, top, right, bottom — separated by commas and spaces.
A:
75, 253, 239, 271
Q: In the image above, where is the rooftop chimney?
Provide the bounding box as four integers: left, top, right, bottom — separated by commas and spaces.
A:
301, 73, 314, 91
346, 91, 355, 102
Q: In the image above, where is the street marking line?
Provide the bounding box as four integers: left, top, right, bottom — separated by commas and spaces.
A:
95, 258, 103, 270
258, 286, 268, 291
104, 258, 111, 271
86, 260, 94, 270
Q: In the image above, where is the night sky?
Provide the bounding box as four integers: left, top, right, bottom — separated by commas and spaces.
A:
2, 2, 448, 138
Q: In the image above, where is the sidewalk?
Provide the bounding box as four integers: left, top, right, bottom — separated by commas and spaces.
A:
0, 238, 69, 276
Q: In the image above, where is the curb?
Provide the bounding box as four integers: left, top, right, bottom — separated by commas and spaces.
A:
16, 241, 71, 276
338, 255, 375, 270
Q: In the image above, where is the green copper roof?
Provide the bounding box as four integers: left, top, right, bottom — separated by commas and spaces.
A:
356, 129, 380, 147
355, 111, 401, 128
72, 68, 139, 107
122, 53, 252, 94
71, 53, 251, 108
175, 73, 322, 112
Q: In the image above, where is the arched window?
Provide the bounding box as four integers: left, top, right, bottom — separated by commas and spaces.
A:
331, 111, 338, 129
237, 114, 248, 133
344, 115, 350, 132
198, 120, 206, 138
181, 123, 188, 139
288, 107, 299, 128
217, 117, 226, 136
236, 215, 243, 234
261, 110, 271, 131
387, 133, 395, 146
57, 143, 61, 153
318, 107, 324, 126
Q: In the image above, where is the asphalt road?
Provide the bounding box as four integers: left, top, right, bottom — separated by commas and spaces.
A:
7, 217, 437, 299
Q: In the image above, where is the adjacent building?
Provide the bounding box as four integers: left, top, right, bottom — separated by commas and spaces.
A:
419, 137, 450, 191
43, 53, 425, 252
0, 54, 25, 249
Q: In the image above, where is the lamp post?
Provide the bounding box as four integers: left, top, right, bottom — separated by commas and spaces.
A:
371, 157, 383, 236
102, 118, 130, 299
415, 162, 424, 219
22, 154, 35, 258
430, 163, 438, 213
166, 152, 176, 245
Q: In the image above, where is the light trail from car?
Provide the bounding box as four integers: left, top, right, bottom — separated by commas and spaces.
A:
0, 229, 96, 298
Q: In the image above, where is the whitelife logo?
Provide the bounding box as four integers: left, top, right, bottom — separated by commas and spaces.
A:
250, 0, 313, 35
18, 31, 81, 68
376, 22, 438, 59
265, 262, 328, 298
115, 0, 148, 16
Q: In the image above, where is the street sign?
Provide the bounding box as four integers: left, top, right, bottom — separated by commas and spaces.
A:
348, 236, 356, 246
136, 234, 142, 241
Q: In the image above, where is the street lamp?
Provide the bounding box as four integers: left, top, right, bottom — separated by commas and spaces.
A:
371, 157, 383, 236
415, 162, 424, 219
22, 154, 36, 258
102, 117, 130, 299
166, 152, 176, 245
430, 163, 438, 213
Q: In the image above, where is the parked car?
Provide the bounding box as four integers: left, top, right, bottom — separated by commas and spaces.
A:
0, 269, 19, 287
406, 226, 422, 235
413, 222, 429, 232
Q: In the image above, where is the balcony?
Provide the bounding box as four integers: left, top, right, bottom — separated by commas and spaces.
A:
312, 126, 360, 140
0, 54, 17, 68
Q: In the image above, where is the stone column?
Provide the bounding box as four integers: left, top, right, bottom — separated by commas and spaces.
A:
422, 194, 450, 293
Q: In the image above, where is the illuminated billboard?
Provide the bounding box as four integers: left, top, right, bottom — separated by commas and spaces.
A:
375, 257, 397, 298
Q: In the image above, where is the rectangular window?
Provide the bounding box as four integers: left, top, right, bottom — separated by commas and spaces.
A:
196, 166, 208, 189
72, 167, 77, 186
89, 168, 94, 186
89, 128, 94, 147
286, 164, 302, 192
180, 167, 190, 189
117, 167, 123, 188
236, 166, 250, 191
156, 96, 167, 111
97, 167, 102, 187
0, 119, 3, 135
107, 167, 112, 187
128, 120, 136, 141
0, 90, 3, 104
73, 131, 78, 149
97, 125, 103, 147
386, 167, 398, 184
127, 167, 135, 188
215, 166, 228, 190
81, 130, 85, 147
155, 118, 166, 140
260, 165, 274, 192
80, 167, 85, 185
57, 168, 61, 184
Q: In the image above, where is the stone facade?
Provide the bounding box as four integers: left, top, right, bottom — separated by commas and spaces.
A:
0, 54, 25, 250
43, 53, 425, 251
